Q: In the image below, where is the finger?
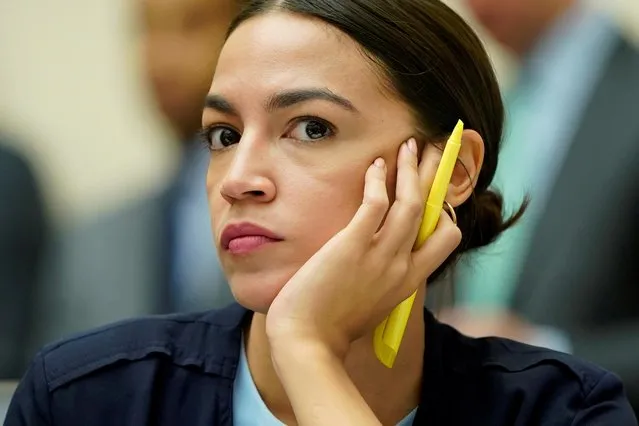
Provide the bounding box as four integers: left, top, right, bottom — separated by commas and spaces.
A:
376, 139, 423, 255
410, 211, 462, 279
417, 144, 441, 204
346, 158, 390, 241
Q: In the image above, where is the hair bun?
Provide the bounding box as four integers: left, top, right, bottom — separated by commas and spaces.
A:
460, 189, 528, 252
428, 189, 527, 284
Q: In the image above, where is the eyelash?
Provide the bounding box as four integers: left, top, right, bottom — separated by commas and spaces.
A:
198, 116, 337, 152
197, 124, 238, 153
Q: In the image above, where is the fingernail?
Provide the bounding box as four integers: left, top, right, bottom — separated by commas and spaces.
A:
374, 157, 386, 169
408, 138, 418, 155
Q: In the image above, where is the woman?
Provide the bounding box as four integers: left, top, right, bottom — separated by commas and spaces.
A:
6, 0, 635, 425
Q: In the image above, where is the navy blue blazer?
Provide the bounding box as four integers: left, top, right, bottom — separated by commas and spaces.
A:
5, 304, 636, 425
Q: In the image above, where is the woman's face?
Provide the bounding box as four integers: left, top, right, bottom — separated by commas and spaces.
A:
204, 12, 425, 312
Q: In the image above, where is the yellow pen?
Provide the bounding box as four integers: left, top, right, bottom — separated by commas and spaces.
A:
374, 119, 464, 368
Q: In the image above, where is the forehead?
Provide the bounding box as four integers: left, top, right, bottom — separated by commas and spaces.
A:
211, 12, 390, 102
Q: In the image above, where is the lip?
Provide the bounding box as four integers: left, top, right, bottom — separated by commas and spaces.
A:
220, 222, 284, 252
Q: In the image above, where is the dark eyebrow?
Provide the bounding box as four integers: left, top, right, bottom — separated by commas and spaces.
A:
204, 88, 358, 116
204, 95, 239, 116
265, 88, 358, 113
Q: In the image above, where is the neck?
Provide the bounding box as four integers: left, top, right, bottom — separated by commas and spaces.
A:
245, 290, 426, 425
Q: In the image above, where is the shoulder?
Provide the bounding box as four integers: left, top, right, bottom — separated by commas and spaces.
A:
472, 333, 610, 392
0, 144, 45, 240
0, 141, 27, 169
436, 322, 637, 424
44, 191, 167, 273
25, 304, 246, 390
71, 190, 167, 238
45, 189, 168, 286
5, 304, 249, 424
40, 304, 247, 390
0, 143, 38, 194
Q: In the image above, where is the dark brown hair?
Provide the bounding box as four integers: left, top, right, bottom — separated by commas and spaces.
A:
229, 0, 526, 280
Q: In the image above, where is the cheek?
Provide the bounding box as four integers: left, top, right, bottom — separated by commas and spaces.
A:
287, 166, 366, 242
288, 148, 402, 247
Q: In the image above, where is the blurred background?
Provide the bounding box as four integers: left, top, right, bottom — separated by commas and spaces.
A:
1, 0, 638, 420
3, 0, 636, 224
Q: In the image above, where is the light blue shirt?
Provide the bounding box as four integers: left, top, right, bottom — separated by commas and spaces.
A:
454, 3, 619, 308
233, 337, 418, 425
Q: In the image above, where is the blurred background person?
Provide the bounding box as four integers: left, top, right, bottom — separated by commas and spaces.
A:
139, 0, 238, 312
443, 0, 639, 412
1, 0, 636, 420
30, 0, 239, 355
0, 139, 47, 379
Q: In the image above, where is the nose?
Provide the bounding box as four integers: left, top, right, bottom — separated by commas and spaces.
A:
219, 138, 276, 204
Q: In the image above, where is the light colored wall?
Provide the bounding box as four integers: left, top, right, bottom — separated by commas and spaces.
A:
0, 0, 178, 225
606, 0, 639, 41
0, 0, 637, 224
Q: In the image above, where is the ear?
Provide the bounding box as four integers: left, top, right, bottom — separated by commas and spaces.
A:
417, 129, 484, 207
448, 129, 484, 207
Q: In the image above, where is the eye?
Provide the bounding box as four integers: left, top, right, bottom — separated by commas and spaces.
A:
202, 126, 241, 151
285, 118, 334, 142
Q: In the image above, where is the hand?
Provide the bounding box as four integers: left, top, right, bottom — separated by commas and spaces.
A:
437, 308, 535, 343
266, 139, 462, 358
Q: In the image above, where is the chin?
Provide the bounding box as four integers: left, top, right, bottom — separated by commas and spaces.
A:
228, 270, 292, 314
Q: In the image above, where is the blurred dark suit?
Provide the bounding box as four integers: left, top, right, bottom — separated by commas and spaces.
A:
512, 35, 639, 410
31, 194, 171, 350
30, 147, 233, 354
0, 143, 46, 378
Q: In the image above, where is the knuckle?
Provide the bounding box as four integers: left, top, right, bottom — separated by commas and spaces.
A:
390, 258, 410, 279
339, 231, 370, 256
444, 224, 463, 247
453, 228, 463, 246
402, 198, 424, 221
366, 192, 390, 211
